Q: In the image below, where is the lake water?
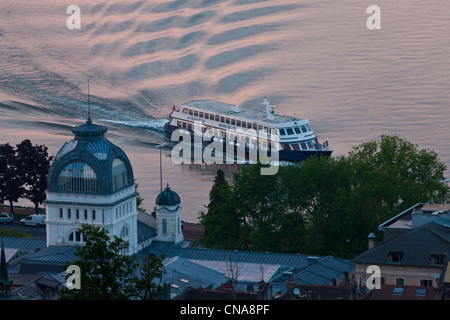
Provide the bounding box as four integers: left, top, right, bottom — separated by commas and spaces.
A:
0, 0, 449, 223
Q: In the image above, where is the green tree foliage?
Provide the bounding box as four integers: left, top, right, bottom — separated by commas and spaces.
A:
200, 135, 447, 258
0, 143, 24, 214
0, 140, 53, 214
199, 169, 241, 249
16, 140, 53, 214
58, 224, 166, 300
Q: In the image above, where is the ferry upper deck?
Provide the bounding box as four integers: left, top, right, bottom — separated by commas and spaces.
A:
180, 100, 304, 127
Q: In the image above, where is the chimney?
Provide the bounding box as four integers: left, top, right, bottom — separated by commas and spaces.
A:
368, 233, 376, 250
287, 278, 297, 292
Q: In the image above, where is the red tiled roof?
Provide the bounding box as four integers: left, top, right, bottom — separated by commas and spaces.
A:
362, 285, 435, 300
182, 222, 205, 241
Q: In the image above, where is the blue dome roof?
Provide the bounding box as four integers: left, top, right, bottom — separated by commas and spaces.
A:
47, 119, 134, 195
156, 184, 180, 206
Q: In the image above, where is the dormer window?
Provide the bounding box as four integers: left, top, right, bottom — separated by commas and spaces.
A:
386, 251, 403, 263
428, 254, 446, 265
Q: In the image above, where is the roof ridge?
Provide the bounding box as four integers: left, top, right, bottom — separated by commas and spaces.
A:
425, 222, 450, 244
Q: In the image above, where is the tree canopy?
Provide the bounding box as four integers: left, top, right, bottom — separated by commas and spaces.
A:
0, 140, 53, 214
58, 224, 167, 300
199, 135, 447, 259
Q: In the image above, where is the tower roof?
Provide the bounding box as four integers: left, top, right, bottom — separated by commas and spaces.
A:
47, 117, 134, 196
71, 119, 108, 138
156, 184, 181, 206
0, 239, 11, 290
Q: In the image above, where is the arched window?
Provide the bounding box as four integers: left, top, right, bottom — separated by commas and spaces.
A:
57, 162, 98, 193
67, 230, 84, 243
162, 219, 167, 235
112, 158, 129, 192
120, 225, 129, 239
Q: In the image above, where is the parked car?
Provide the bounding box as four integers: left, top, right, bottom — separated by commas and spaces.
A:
0, 213, 14, 224
20, 214, 46, 227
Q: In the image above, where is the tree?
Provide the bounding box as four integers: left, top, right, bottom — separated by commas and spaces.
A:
130, 253, 167, 300
199, 169, 241, 249
134, 179, 146, 212
16, 140, 53, 214
212, 135, 447, 258
58, 224, 166, 300
0, 143, 24, 214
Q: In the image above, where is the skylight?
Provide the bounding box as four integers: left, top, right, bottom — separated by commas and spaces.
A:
415, 288, 427, 296
392, 287, 404, 295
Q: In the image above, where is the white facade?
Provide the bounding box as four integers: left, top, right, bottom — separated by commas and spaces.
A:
46, 185, 139, 254
154, 204, 183, 244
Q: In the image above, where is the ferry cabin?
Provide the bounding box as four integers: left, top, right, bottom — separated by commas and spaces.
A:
167, 100, 325, 153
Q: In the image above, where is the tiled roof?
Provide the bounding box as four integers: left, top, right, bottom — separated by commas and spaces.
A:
150, 241, 310, 268
294, 256, 354, 286
2, 237, 46, 253
361, 285, 435, 300
18, 245, 79, 274
352, 221, 450, 266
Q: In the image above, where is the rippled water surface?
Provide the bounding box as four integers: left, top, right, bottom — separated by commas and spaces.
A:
0, 0, 449, 222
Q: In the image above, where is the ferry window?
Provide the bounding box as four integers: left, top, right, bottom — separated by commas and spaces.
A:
307, 141, 314, 148
236, 120, 241, 126
301, 125, 307, 133
294, 127, 301, 134
214, 114, 219, 121
300, 142, 307, 150
286, 128, 294, 135
204, 112, 209, 119
231, 119, 235, 125
253, 123, 257, 130
292, 144, 300, 151
306, 124, 312, 131
199, 112, 203, 118
242, 121, 246, 127
279, 129, 286, 136
220, 117, 225, 123
194, 110, 198, 117
188, 123, 192, 130
188, 109, 193, 115
226, 118, 230, 124
177, 121, 181, 127
182, 108, 188, 114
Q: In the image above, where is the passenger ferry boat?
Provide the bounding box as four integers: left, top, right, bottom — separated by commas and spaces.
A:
163, 98, 332, 162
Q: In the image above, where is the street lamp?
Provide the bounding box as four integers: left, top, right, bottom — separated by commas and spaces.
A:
155, 142, 167, 193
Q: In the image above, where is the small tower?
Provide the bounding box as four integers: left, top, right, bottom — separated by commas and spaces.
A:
154, 184, 183, 244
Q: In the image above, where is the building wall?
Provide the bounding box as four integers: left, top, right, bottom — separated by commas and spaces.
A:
154, 205, 183, 244
46, 185, 139, 254
354, 263, 442, 289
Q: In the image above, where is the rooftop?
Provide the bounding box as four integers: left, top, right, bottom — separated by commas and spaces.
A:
353, 220, 450, 267
181, 100, 302, 125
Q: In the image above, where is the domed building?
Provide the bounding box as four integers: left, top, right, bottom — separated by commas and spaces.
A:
154, 184, 183, 244
45, 115, 138, 254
